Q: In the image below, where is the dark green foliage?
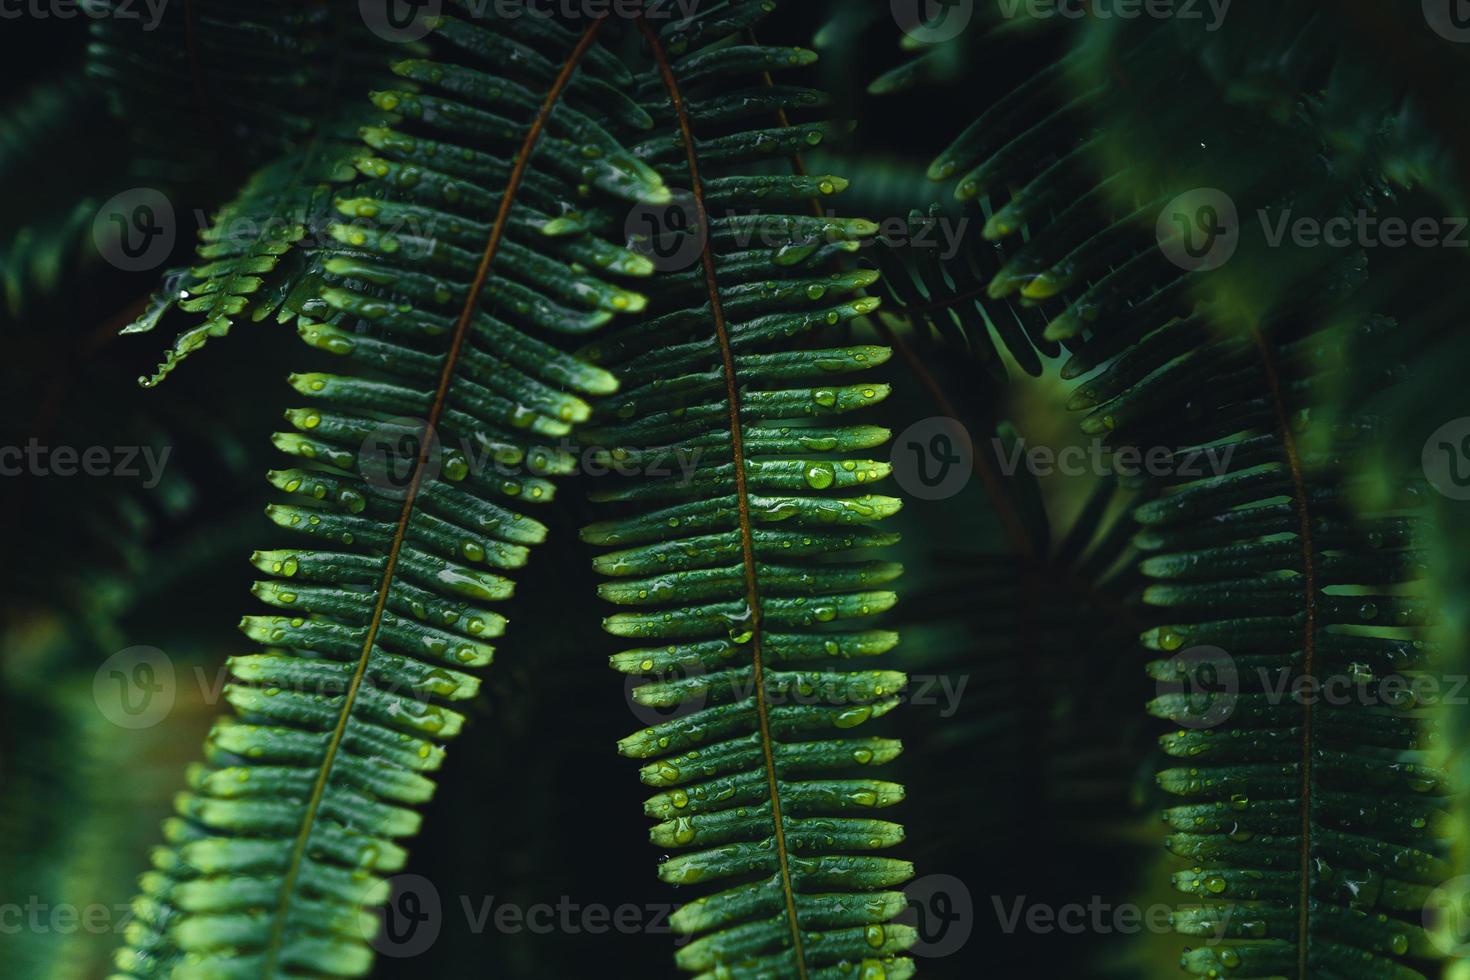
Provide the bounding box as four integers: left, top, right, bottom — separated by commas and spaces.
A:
863, 4, 1468, 976
94, 0, 421, 385
5, 3, 1470, 979
0, 74, 123, 323
574, 5, 922, 976
110, 10, 667, 977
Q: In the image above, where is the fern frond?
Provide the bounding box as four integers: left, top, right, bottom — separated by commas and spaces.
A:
122, 110, 382, 387
112, 12, 665, 978
1130, 312, 1446, 980
96, 1, 420, 384
578, 7, 917, 977
884, 9, 1461, 976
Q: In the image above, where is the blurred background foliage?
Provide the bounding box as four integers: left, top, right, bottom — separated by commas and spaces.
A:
3, 2, 1470, 978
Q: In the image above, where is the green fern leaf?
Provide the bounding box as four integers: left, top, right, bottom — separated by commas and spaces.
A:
112, 12, 665, 978
578, 8, 919, 978
123, 118, 377, 387
96, 1, 421, 385
869, 7, 1463, 975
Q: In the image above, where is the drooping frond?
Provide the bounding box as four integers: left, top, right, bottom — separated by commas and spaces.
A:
112, 11, 667, 978
891, 444, 1156, 974
577, 7, 920, 977
93, 0, 420, 384
884, 5, 1462, 976
122, 108, 385, 387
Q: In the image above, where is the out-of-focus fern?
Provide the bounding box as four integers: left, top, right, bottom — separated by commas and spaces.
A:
826, 2, 1470, 976
0, 73, 123, 324
893, 437, 1156, 974
111, 10, 667, 977
967, 22, 1446, 980
577, 6, 922, 976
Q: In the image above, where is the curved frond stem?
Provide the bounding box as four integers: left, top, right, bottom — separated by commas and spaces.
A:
637, 13, 808, 977
1251, 323, 1319, 979
259, 21, 607, 973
